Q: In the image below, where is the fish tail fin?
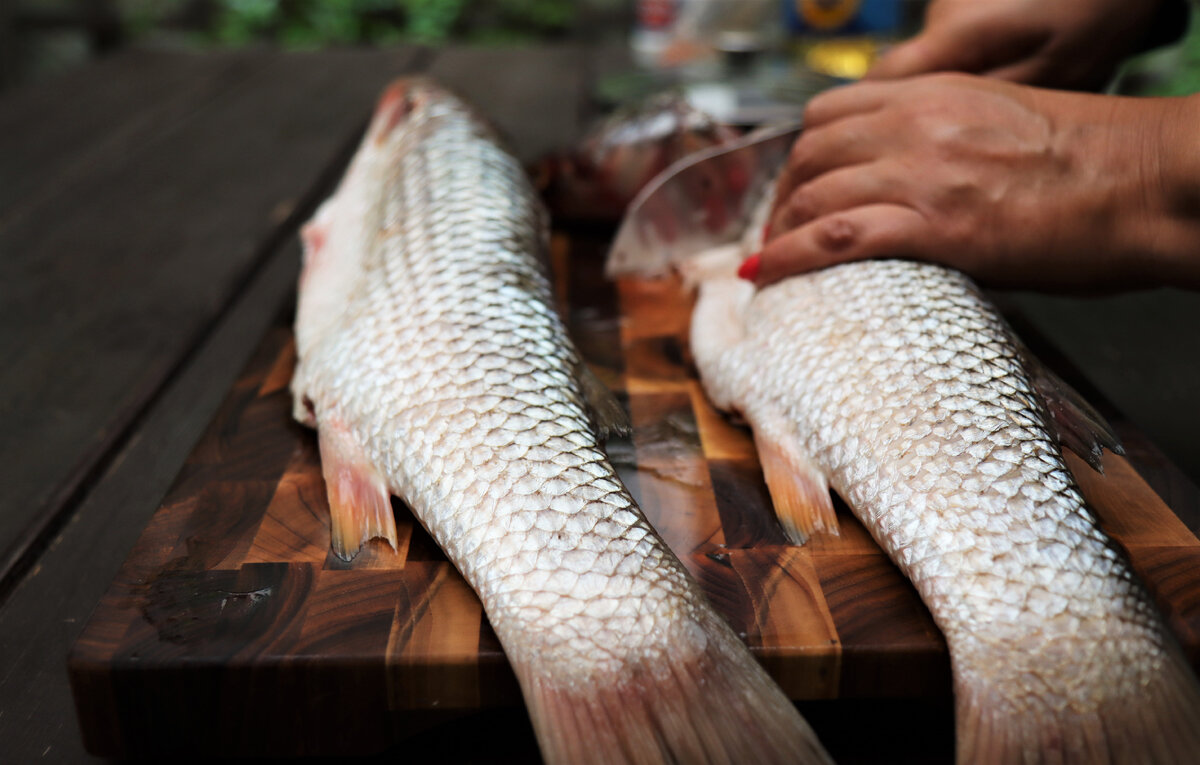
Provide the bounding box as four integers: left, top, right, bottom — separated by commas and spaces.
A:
753, 429, 838, 545
317, 422, 397, 561
957, 644, 1200, 764
515, 608, 832, 765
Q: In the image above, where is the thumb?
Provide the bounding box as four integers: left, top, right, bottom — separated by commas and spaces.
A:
866, 32, 986, 81
866, 37, 944, 80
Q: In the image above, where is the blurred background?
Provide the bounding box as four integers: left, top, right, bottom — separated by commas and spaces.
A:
3, 1, 1200, 489
3, 0, 1197, 97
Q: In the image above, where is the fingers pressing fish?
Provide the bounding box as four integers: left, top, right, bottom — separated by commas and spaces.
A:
609, 140, 1200, 763
292, 79, 833, 765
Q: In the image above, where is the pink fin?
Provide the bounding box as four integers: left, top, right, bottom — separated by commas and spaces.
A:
372, 79, 419, 143
517, 608, 833, 765
298, 221, 328, 292
754, 430, 838, 544
317, 422, 397, 561
301, 221, 327, 255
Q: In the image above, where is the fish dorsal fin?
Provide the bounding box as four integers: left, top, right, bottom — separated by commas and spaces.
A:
753, 429, 839, 544
1024, 352, 1124, 474
574, 361, 631, 440
317, 419, 398, 560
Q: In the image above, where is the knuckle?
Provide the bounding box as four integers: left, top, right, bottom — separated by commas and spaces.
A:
932, 167, 984, 209
787, 185, 819, 223
802, 95, 829, 126
788, 135, 814, 169
815, 215, 860, 253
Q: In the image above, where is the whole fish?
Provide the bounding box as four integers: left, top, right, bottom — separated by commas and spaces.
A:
290, 78, 832, 765
610, 174, 1200, 762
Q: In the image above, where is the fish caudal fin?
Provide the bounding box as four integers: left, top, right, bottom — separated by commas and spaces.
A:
317, 422, 397, 560
754, 430, 838, 545
515, 608, 833, 765
956, 644, 1200, 764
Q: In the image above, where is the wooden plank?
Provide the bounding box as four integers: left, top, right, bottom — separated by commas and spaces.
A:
0, 50, 259, 225
997, 294, 1200, 537
0, 47, 427, 596
694, 547, 841, 699
0, 47, 433, 763
0, 240, 301, 763
1004, 290, 1200, 496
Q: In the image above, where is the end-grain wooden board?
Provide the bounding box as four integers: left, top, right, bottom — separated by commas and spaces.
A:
69, 233, 1200, 757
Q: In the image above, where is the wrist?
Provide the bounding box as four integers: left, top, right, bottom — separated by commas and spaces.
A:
1143, 94, 1200, 287
1159, 95, 1200, 217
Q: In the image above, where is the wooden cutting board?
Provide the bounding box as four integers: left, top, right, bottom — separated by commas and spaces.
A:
69, 232, 1200, 757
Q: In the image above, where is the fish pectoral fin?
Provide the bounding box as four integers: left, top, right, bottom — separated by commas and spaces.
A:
754, 430, 839, 544
1025, 352, 1124, 474
575, 360, 631, 440
317, 422, 398, 561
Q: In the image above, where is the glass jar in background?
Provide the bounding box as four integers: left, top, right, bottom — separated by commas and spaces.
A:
631, 1, 925, 77
631, 0, 780, 71
617, 0, 926, 127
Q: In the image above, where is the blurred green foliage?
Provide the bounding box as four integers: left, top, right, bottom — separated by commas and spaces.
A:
1117, 6, 1200, 96
199, 0, 576, 47
113, 0, 1200, 96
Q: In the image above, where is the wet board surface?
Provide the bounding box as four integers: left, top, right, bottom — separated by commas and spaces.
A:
68, 232, 1200, 757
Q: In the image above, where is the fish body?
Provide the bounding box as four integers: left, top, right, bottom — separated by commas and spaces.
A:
682, 246, 1200, 763
609, 132, 1200, 761
291, 79, 830, 765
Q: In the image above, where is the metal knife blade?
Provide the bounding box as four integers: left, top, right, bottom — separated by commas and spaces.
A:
606, 121, 801, 278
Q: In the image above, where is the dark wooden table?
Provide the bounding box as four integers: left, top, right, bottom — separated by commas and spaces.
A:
3, 44, 1200, 763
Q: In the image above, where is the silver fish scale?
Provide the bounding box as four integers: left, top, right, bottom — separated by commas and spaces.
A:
705, 258, 1169, 712
295, 95, 703, 677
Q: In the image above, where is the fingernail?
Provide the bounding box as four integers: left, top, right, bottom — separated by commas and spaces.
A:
737, 253, 761, 282
761, 222, 771, 242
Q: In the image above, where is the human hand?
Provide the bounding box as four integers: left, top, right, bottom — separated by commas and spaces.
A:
867, 0, 1166, 90
757, 75, 1200, 291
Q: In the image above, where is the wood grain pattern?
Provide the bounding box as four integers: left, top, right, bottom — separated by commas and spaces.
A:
0, 48, 426, 596
69, 239, 1200, 756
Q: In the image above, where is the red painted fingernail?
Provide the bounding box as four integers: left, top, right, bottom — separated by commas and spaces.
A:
762, 222, 771, 242
737, 253, 761, 282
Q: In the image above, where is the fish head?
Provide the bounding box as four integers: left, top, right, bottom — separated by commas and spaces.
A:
294, 78, 463, 363
367, 77, 454, 145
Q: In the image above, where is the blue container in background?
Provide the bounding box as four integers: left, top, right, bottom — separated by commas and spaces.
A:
783, 0, 903, 35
